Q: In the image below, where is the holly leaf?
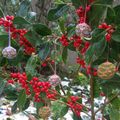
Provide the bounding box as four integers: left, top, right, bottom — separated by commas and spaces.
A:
62, 47, 68, 64
38, 42, 51, 61
13, 16, 30, 25
17, 0, 30, 17
25, 54, 38, 77
52, 101, 69, 119
17, 90, 26, 111
71, 0, 83, 9
33, 23, 52, 36
47, 4, 69, 21
0, 7, 4, 17
0, 35, 8, 47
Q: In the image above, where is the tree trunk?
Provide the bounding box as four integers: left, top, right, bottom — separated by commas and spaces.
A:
31, 0, 53, 25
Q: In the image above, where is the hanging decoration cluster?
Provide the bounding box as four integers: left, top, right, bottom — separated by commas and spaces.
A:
0, 15, 35, 58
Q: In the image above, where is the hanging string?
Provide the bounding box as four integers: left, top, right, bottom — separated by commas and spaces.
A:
54, 39, 57, 75
84, 3, 87, 23
8, 24, 11, 47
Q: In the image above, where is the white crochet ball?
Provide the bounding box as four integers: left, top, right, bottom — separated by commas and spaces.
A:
2, 46, 17, 59
48, 74, 61, 87
76, 23, 92, 40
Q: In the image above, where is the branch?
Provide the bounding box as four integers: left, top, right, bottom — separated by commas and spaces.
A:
95, 93, 119, 114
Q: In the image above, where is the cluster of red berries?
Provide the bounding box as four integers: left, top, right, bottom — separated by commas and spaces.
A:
12, 29, 35, 55
76, 5, 91, 23
67, 96, 83, 117
10, 72, 31, 95
0, 15, 35, 55
70, 35, 82, 48
8, 72, 57, 102
29, 77, 57, 102
59, 34, 69, 46
98, 23, 115, 42
76, 57, 97, 76
41, 57, 55, 67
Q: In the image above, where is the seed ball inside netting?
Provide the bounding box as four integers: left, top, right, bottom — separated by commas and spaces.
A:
97, 61, 116, 80
76, 23, 92, 40
2, 46, 17, 59
48, 74, 61, 87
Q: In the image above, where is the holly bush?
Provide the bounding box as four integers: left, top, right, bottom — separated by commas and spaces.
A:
0, 0, 120, 120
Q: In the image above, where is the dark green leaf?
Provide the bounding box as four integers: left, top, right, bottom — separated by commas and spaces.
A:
58, 18, 66, 33
13, 16, 30, 25
17, 0, 30, 17
47, 4, 69, 21
33, 23, 52, 36
0, 35, 8, 47
22, 98, 30, 111
0, 7, 4, 17
25, 54, 38, 77
38, 42, 51, 61
112, 31, 120, 42
17, 90, 26, 111
71, 0, 83, 8
85, 37, 107, 63
0, 80, 6, 95
12, 102, 18, 113
62, 47, 68, 63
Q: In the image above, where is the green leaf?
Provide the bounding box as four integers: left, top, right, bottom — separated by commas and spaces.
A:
4, 85, 18, 100
62, 47, 68, 64
0, 80, 6, 95
17, 90, 26, 111
0, 7, 4, 17
47, 4, 69, 21
25, 54, 38, 77
112, 31, 120, 42
100, 74, 120, 95
52, 101, 69, 119
0, 35, 8, 47
33, 23, 52, 36
85, 37, 106, 63
58, 18, 66, 33
22, 98, 30, 111
17, 0, 30, 17
25, 30, 43, 46
13, 16, 30, 25
109, 106, 120, 120
12, 102, 18, 113
71, 0, 82, 8
38, 42, 51, 61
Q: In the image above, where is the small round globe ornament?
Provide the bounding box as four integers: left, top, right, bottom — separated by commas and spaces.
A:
48, 74, 61, 87
76, 23, 92, 40
97, 61, 116, 80
39, 106, 51, 120
2, 46, 17, 59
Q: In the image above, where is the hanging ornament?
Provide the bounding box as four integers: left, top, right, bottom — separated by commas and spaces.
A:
2, 46, 16, 59
48, 39, 61, 87
97, 61, 116, 80
48, 74, 61, 87
39, 106, 51, 120
2, 22, 17, 59
76, 23, 92, 40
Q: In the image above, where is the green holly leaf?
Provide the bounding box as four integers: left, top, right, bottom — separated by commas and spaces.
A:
47, 4, 69, 21
13, 16, 30, 25
33, 23, 52, 36
17, 90, 26, 111
62, 47, 68, 64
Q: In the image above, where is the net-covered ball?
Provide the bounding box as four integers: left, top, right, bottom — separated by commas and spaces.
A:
48, 74, 61, 87
97, 61, 116, 80
2, 46, 16, 59
76, 23, 92, 40
39, 106, 51, 120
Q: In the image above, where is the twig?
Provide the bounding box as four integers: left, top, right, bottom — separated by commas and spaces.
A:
95, 93, 119, 114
